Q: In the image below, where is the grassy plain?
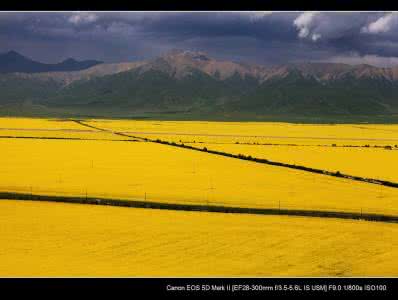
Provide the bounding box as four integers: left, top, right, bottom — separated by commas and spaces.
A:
0, 200, 397, 277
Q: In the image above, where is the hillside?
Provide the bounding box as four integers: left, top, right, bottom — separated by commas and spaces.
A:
1, 49, 398, 121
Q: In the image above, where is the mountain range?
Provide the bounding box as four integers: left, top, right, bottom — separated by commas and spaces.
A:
1, 49, 398, 121
0, 51, 102, 73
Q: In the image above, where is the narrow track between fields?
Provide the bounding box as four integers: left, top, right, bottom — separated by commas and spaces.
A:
1, 191, 397, 223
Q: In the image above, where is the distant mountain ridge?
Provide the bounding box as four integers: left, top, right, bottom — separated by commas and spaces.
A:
1, 49, 398, 120
18, 49, 398, 84
0, 50, 103, 73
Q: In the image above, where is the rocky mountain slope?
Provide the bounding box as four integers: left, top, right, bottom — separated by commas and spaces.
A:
1, 49, 398, 118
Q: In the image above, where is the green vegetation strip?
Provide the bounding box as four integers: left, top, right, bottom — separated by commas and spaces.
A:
74, 120, 398, 189
1, 191, 398, 223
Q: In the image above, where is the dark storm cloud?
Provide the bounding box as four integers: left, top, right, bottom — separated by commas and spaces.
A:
1, 11, 398, 66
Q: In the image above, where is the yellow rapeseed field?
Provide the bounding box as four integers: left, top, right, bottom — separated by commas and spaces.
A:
0, 200, 397, 277
197, 144, 398, 182
87, 119, 398, 183
92, 119, 398, 146
1, 136, 398, 215
1, 117, 398, 277
0, 117, 83, 130
0, 117, 129, 140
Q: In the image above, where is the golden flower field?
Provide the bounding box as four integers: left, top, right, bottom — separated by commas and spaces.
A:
91, 119, 398, 182
0, 200, 397, 277
0, 117, 397, 276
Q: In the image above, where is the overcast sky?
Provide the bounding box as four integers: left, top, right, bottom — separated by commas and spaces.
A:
2, 11, 398, 67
